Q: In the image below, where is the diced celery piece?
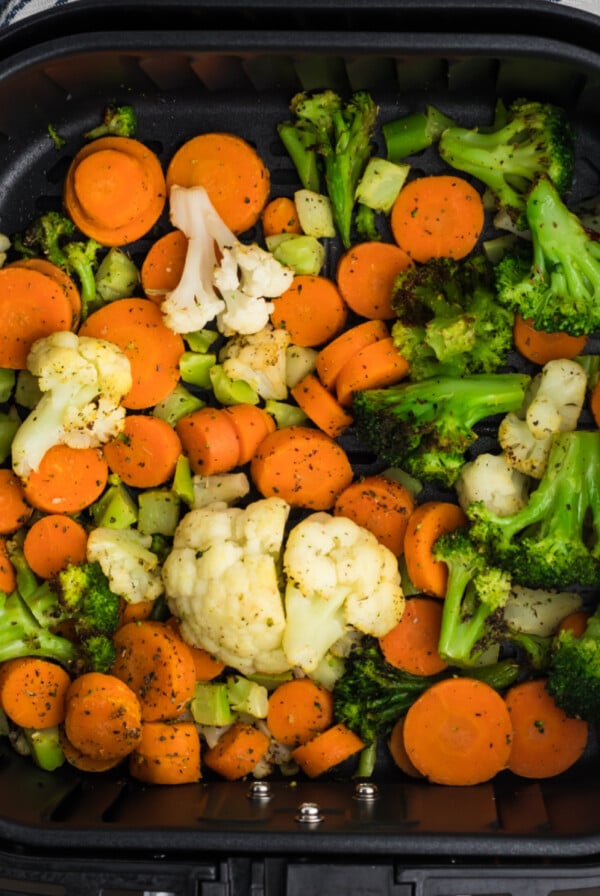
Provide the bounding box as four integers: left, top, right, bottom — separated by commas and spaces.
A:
0, 369, 15, 403
152, 384, 205, 426
355, 157, 410, 213
267, 233, 326, 276
90, 479, 138, 528
185, 329, 219, 354
173, 454, 195, 507
264, 399, 308, 429
285, 344, 318, 389
15, 370, 41, 409
24, 726, 65, 772
137, 489, 180, 536
209, 364, 259, 406
95, 247, 140, 301
226, 675, 269, 719
191, 682, 234, 727
180, 351, 217, 389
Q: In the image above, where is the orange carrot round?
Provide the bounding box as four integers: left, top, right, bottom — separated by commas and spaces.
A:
505, 678, 589, 779
140, 229, 188, 303
250, 425, 353, 510
111, 621, 197, 722
64, 671, 143, 761
103, 414, 182, 488
290, 373, 354, 439
79, 298, 184, 409
9, 257, 81, 329
513, 314, 588, 365
59, 728, 124, 772
333, 474, 415, 556
403, 677, 513, 785
0, 657, 71, 729
63, 136, 167, 246
119, 599, 157, 627
590, 379, 600, 431
166, 132, 270, 234
388, 715, 424, 778
22, 445, 108, 514
0, 267, 73, 369
315, 319, 389, 391
203, 720, 271, 780
23, 513, 88, 579
222, 403, 277, 465
267, 678, 334, 748
262, 196, 302, 237
403, 501, 468, 598
291, 723, 364, 778
336, 241, 414, 320
0, 469, 32, 534
129, 720, 201, 785
176, 406, 241, 475
390, 175, 484, 263
379, 597, 448, 676
270, 274, 348, 348
0, 537, 16, 594
556, 610, 590, 639
335, 337, 409, 407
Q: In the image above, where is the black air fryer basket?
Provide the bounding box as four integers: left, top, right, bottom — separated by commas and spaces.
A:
2, 2, 600, 893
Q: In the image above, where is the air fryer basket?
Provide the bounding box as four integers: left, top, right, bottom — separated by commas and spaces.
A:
2, 1, 600, 890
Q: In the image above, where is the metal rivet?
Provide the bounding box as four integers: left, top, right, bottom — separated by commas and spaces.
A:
353, 781, 379, 801
247, 780, 272, 801
295, 801, 323, 824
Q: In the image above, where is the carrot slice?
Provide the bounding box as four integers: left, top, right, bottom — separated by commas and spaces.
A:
59, 728, 124, 772
22, 445, 108, 514
111, 621, 197, 722
388, 715, 424, 778
176, 406, 241, 475
9, 257, 81, 329
556, 610, 591, 639
505, 678, 589, 779
0, 267, 73, 369
63, 136, 167, 246
140, 229, 188, 303
390, 174, 484, 263
270, 274, 348, 348
129, 720, 201, 785
403, 501, 468, 598
267, 678, 334, 748
333, 474, 415, 556
166, 132, 270, 234
291, 723, 364, 778
23, 513, 88, 579
79, 298, 184, 409
64, 671, 143, 761
0, 537, 16, 594
590, 378, 600, 430
335, 336, 409, 407
379, 597, 448, 676
0, 657, 71, 729
0, 469, 32, 534
103, 414, 182, 488
336, 241, 414, 320
222, 404, 277, 465
250, 425, 353, 510
119, 599, 157, 627
513, 314, 588, 365
203, 720, 270, 780
315, 319, 389, 391
403, 677, 513, 785
262, 196, 302, 237
290, 374, 354, 439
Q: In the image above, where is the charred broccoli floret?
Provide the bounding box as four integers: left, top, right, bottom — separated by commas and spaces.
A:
547, 603, 600, 721
84, 104, 138, 140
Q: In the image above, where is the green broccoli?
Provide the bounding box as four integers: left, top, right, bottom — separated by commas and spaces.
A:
391, 253, 515, 380
84, 104, 138, 140
438, 98, 575, 228
495, 176, 600, 337
467, 430, 600, 591
546, 603, 600, 721
352, 372, 530, 487
277, 89, 379, 248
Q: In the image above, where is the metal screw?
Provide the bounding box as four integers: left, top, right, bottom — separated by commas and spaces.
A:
247, 780, 273, 801
353, 781, 379, 801
295, 801, 323, 824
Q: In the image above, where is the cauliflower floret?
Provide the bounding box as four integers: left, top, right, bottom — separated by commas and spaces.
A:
192, 472, 250, 509
161, 185, 292, 337
282, 512, 404, 674
503, 585, 583, 637
456, 452, 531, 517
163, 497, 291, 676
11, 330, 132, 479
86, 527, 165, 604
219, 325, 291, 400
499, 358, 586, 479
0, 233, 10, 267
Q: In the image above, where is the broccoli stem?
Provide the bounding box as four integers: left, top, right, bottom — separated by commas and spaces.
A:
276, 122, 321, 193
383, 105, 455, 161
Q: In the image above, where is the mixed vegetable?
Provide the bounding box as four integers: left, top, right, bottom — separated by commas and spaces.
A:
0, 88, 598, 789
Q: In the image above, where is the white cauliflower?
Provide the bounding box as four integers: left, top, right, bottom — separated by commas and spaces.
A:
456, 452, 530, 517
162, 498, 292, 676
192, 472, 251, 509
219, 325, 291, 400
86, 527, 164, 604
161, 185, 292, 336
499, 358, 586, 479
282, 512, 404, 674
11, 330, 132, 479
503, 585, 583, 637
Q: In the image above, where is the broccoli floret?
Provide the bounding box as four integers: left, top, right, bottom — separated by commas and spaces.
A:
53, 561, 121, 637
438, 98, 575, 228
84, 104, 138, 140
352, 372, 530, 487
547, 603, 600, 721
391, 253, 514, 380
468, 430, 600, 591
277, 89, 379, 248
495, 176, 600, 337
